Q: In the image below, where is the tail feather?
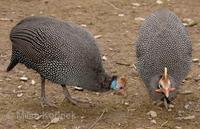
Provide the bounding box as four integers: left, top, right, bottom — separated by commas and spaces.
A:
7, 57, 18, 72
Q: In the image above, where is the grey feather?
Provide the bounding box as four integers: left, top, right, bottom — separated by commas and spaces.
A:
8, 16, 110, 91
136, 8, 192, 101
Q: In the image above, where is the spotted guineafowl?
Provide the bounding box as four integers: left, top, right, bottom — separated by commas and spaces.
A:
7, 16, 115, 107
136, 8, 192, 107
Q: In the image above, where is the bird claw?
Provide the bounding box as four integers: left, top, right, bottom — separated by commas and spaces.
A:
41, 97, 57, 108
63, 97, 94, 107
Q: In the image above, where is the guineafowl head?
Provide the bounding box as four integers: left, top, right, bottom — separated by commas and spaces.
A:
149, 67, 177, 101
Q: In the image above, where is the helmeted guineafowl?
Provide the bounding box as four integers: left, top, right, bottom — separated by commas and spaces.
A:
7, 16, 114, 107
136, 8, 192, 107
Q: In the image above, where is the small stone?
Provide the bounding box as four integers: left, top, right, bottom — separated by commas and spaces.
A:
17, 85, 22, 89
94, 35, 102, 39
134, 17, 145, 21
147, 111, 157, 118
102, 56, 107, 61
168, 108, 172, 112
156, 0, 163, 4
176, 115, 195, 120
184, 103, 190, 110
81, 116, 86, 119
124, 102, 129, 106
118, 14, 124, 17
31, 80, 36, 85
32, 125, 37, 129
150, 119, 157, 124
131, 3, 140, 7
194, 75, 200, 82
95, 92, 100, 96
179, 90, 193, 95
5, 77, 11, 81
109, 48, 113, 51
20, 76, 28, 81
81, 24, 87, 27
198, 63, 200, 67
169, 104, 174, 108
17, 93, 23, 97
192, 58, 199, 63
0, 17, 10, 21
74, 86, 83, 91
182, 18, 198, 27
39, 11, 43, 14
175, 126, 182, 129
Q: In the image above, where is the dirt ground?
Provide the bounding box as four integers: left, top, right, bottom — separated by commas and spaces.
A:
0, 0, 200, 129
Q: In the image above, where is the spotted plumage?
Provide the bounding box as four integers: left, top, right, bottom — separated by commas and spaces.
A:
7, 16, 111, 107
136, 8, 192, 102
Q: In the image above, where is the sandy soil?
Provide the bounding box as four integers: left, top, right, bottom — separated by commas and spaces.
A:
0, 0, 200, 129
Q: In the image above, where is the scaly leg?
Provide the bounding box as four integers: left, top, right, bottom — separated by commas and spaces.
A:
40, 77, 57, 108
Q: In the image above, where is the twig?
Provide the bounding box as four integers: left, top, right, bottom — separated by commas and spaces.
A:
88, 110, 106, 129
160, 120, 168, 127
104, 0, 122, 11
116, 62, 130, 66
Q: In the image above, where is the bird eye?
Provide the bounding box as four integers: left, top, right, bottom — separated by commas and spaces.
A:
158, 84, 162, 89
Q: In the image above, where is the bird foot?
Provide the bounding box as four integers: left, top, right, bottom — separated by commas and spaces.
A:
63, 97, 93, 107
41, 97, 57, 108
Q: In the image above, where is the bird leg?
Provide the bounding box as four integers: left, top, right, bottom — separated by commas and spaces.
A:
61, 85, 91, 106
40, 77, 57, 108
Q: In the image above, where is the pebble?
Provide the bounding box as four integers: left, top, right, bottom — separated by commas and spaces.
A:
175, 126, 182, 129
131, 3, 140, 7
150, 119, 157, 124
147, 111, 157, 118
194, 75, 200, 82
0, 17, 10, 21
31, 80, 36, 85
179, 90, 193, 95
192, 58, 199, 63
94, 35, 102, 39
80, 24, 87, 27
5, 77, 11, 81
17, 85, 22, 89
17, 93, 23, 97
32, 125, 37, 129
169, 104, 174, 108
182, 18, 197, 27
20, 76, 28, 81
168, 108, 172, 112
118, 14, 125, 17
176, 115, 195, 120
74, 86, 84, 91
124, 102, 129, 106
39, 11, 43, 14
95, 92, 100, 96
184, 103, 190, 110
134, 17, 145, 21
102, 56, 107, 61
156, 0, 163, 4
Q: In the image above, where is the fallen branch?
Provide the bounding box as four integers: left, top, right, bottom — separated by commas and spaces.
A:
160, 120, 168, 127
88, 110, 106, 129
104, 0, 122, 11
116, 62, 130, 66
